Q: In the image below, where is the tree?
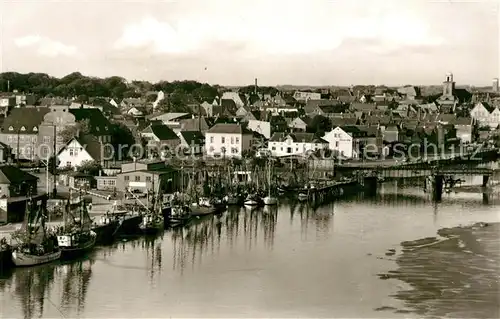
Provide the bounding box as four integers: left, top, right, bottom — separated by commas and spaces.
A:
77, 160, 101, 176
59, 119, 91, 143
307, 115, 332, 137
111, 123, 135, 160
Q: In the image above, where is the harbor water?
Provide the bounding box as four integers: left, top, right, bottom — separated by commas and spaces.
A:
1, 181, 499, 318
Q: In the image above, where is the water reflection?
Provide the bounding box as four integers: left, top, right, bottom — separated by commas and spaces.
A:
2, 258, 93, 318
170, 207, 281, 273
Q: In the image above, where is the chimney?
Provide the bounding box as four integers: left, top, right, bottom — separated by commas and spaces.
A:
254, 78, 258, 96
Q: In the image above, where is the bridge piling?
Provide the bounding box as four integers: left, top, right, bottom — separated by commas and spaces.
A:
482, 175, 490, 187
430, 174, 444, 202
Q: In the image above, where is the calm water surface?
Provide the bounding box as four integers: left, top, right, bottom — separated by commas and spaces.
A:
1, 182, 499, 318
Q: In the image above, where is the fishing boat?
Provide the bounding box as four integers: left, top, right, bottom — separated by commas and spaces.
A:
56, 192, 97, 261
224, 193, 241, 205
10, 197, 60, 267
263, 159, 278, 205
91, 210, 120, 245
244, 194, 262, 206
297, 189, 309, 202
138, 188, 165, 234
168, 205, 191, 227
0, 238, 12, 271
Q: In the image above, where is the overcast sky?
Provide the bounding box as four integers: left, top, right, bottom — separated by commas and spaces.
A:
1, 0, 499, 86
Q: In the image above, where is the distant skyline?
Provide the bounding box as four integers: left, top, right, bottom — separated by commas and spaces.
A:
1, 0, 499, 87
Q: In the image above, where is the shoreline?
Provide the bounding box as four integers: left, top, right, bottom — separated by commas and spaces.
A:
377, 221, 500, 318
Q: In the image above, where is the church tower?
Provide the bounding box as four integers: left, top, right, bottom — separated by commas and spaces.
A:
442, 72, 455, 98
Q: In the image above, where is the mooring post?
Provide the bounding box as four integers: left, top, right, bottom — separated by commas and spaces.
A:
432, 174, 444, 202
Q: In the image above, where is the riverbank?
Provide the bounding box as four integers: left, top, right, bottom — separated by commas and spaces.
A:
377, 222, 500, 318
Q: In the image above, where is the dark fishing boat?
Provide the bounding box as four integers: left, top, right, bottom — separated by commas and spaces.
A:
56, 192, 96, 261
0, 237, 12, 271
168, 205, 192, 227
10, 197, 60, 267
91, 211, 120, 245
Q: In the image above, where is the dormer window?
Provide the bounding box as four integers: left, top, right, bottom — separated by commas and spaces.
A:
96, 127, 100, 131
33, 127, 38, 132
8, 126, 13, 131
20, 126, 26, 131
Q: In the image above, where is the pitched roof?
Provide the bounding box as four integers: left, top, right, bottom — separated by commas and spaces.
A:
1, 107, 50, 134
269, 132, 326, 143
351, 103, 376, 112
69, 108, 112, 135
0, 165, 38, 184
207, 123, 251, 134
180, 131, 205, 145
178, 117, 209, 131
220, 99, 238, 112
77, 134, 110, 161
145, 124, 179, 141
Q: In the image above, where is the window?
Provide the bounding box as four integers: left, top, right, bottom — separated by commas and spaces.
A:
56, 136, 63, 143
20, 126, 26, 131
271, 147, 276, 151
43, 136, 51, 144
69, 149, 74, 156
210, 136, 214, 143
236, 137, 240, 143
231, 137, 234, 144
33, 127, 38, 132
66, 161, 71, 167
221, 137, 225, 143
135, 176, 140, 182
209, 146, 214, 152
7, 136, 11, 143
124, 176, 129, 181
8, 126, 13, 131
146, 176, 151, 182
231, 147, 238, 154
335, 141, 339, 147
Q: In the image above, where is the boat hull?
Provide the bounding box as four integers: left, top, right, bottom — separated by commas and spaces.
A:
59, 234, 97, 261
118, 215, 143, 235
139, 220, 164, 235
263, 197, 278, 205
0, 247, 13, 271
92, 220, 120, 245
11, 250, 61, 267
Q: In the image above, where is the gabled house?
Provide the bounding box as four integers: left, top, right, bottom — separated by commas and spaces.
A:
305, 99, 343, 115
293, 91, 321, 101
350, 103, 377, 114
57, 134, 112, 169
288, 117, 312, 132
178, 131, 205, 155
205, 123, 253, 158
0, 107, 50, 160
0, 165, 38, 198
140, 124, 181, 156
235, 105, 252, 118
470, 102, 499, 129
323, 126, 381, 159
246, 120, 271, 139
451, 117, 473, 143
267, 132, 328, 157
221, 92, 246, 108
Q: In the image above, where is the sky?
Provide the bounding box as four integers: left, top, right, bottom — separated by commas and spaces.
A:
1, 0, 499, 86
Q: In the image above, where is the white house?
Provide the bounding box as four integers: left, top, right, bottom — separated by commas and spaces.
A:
57, 135, 111, 169
205, 123, 252, 158
322, 126, 379, 159
470, 102, 500, 129
268, 132, 328, 157
293, 91, 321, 101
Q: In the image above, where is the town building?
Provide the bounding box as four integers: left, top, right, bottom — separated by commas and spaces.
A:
293, 91, 321, 101
323, 126, 382, 159
470, 102, 500, 129
268, 132, 328, 157
178, 131, 205, 155
205, 123, 253, 158
115, 160, 180, 195
139, 124, 181, 157
57, 134, 113, 169
0, 107, 50, 161
37, 105, 112, 160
